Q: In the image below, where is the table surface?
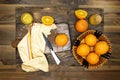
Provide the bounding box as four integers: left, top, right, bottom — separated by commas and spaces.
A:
0, 0, 120, 80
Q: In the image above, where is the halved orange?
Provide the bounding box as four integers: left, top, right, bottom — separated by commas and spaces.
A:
41, 16, 54, 26
75, 9, 88, 19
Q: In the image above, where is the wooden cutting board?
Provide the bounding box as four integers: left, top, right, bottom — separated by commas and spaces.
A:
45, 23, 71, 53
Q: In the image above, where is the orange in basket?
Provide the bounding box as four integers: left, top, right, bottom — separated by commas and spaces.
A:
95, 41, 109, 55
84, 34, 97, 46
86, 52, 99, 65
77, 44, 90, 57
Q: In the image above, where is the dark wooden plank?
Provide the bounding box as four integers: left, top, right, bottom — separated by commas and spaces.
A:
78, 0, 120, 5
0, 6, 16, 64
0, 6, 15, 24
104, 13, 120, 26
0, 65, 120, 80
0, 0, 119, 5
51, 71, 120, 80
0, 78, 32, 80
0, 0, 75, 8
102, 32, 119, 62
0, 71, 120, 80
0, 65, 120, 77
0, 45, 16, 64
0, 65, 16, 70
49, 65, 120, 72
0, 63, 120, 72
0, 24, 15, 45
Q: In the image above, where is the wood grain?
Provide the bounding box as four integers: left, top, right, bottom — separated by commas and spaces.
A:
0, 0, 120, 80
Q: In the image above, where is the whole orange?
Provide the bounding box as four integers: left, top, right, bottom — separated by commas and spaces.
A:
86, 52, 99, 64
75, 20, 88, 32
77, 44, 90, 57
85, 34, 97, 46
55, 33, 69, 46
94, 41, 109, 55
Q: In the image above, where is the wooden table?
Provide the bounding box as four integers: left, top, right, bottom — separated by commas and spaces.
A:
0, 0, 120, 80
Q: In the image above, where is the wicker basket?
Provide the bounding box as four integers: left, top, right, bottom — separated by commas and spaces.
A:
72, 30, 112, 69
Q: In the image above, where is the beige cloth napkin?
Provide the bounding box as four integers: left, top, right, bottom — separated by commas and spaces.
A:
17, 23, 57, 72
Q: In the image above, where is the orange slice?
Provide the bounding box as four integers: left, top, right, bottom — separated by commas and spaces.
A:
41, 16, 54, 26
75, 9, 88, 19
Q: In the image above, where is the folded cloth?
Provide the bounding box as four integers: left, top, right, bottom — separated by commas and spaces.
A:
17, 23, 57, 72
